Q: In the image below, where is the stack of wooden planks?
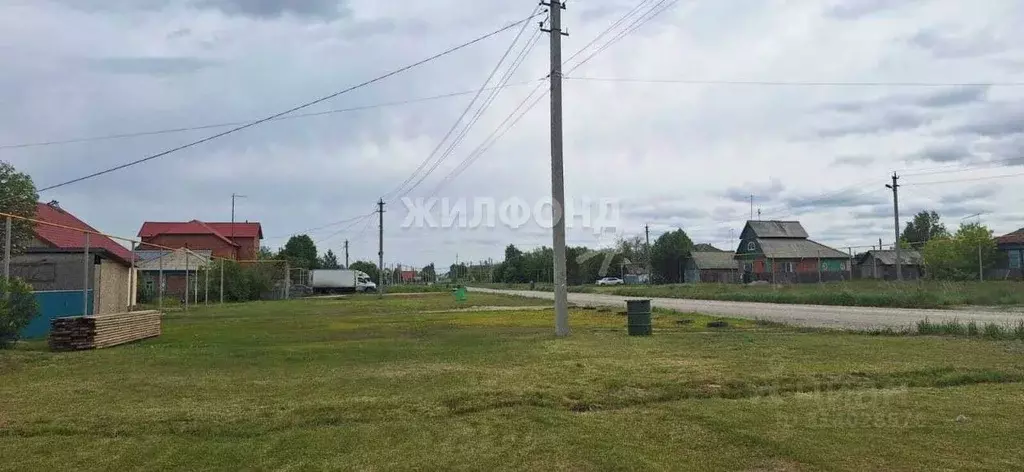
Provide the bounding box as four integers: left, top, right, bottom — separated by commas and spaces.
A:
49, 310, 162, 351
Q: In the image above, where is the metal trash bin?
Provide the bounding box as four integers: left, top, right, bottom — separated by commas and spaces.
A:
626, 299, 652, 336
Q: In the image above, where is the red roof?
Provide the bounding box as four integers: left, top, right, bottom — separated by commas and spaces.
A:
997, 228, 1024, 245
138, 221, 263, 243
33, 203, 134, 265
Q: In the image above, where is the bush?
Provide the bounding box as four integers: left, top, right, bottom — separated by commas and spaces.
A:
0, 278, 39, 348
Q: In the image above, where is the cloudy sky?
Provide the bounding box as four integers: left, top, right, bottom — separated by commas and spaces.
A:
3, 0, 1024, 268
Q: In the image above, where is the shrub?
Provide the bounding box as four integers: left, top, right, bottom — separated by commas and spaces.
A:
0, 278, 39, 348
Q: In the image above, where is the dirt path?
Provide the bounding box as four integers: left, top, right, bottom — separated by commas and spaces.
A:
470, 287, 1024, 330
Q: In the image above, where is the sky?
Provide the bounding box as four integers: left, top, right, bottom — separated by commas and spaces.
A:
3, 0, 1024, 269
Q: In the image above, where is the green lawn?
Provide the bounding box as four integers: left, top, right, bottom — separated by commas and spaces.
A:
2, 293, 1023, 470
480, 280, 1024, 309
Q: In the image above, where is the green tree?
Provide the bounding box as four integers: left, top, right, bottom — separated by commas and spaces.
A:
901, 210, 949, 249
280, 235, 319, 269
258, 246, 275, 260
319, 249, 340, 269
0, 278, 39, 348
921, 223, 996, 280
449, 263, 469, 281
349, 261, 379, 283
0, 162, 39, 253
420, 263, 436, 282
650, 229, 694, 283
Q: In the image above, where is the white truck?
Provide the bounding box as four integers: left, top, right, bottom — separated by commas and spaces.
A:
309, 269, 377, 294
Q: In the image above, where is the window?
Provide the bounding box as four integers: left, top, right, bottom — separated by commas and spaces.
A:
1010, 250, 1022, 269
743, 263, 753, 273
782, 262, 796, 273
746, 241, 756, 252
145, 280, 155, 292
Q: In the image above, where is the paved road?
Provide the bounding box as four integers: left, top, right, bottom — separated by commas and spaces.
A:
470, 287, 1024, 330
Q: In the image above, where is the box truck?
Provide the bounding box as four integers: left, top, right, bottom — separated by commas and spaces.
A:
309, 269, 377, 293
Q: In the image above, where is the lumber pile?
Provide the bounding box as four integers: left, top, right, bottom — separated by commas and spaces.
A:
49, 310, 162, 351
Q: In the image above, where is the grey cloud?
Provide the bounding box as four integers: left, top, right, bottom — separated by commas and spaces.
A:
833, 155, 875, 166
826, 0, 914, 19
194, 0, 348, 19
87, 56, 219, 75
825, 86, 988, 113
722, 179, 785, 204
951, 105, 1024, 137
625, 202, 708, 222
909, 29, 1005, 59
781, 192, 885, 210
817, 110, 931, 138
167, 28, 191, 39
909, 142, 969, 163
939, 186, 999, 205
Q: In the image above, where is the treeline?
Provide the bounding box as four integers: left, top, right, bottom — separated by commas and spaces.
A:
489, 229, 696, 284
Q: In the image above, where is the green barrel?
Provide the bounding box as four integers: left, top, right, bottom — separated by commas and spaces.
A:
626, 299, 652, 336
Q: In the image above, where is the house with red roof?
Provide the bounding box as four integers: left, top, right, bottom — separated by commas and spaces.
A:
10, 201, 136, 315
138, 220, 263, 261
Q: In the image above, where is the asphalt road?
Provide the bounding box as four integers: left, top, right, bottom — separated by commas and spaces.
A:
469, 287, 1024, 331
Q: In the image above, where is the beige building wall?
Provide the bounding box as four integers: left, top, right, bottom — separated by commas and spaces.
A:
94, 259, 133, 315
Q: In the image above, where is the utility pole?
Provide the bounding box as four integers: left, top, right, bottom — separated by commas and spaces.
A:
543, 0, 570, 337
219, 259, 224, 304
377, 198, 385, 299
886, 173, 902, 281
645, 224, 651, 284
185, 249, 190, 311
979, 244, 984, 282
83, 233, 90, 315
3, 216, 10, 283
231, 193, 247, 240
344, 239, 350, 269
749, 195, 754, 221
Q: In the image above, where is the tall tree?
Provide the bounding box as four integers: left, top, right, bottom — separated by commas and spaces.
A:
901, 210, 949, 249
450, 263, 469, 281
921, 223, 996, 280
349, 261, 379, 283
650, 229, 694, 284
319, 249, 340, 269
420, 263, 437, 282
258, 246, 275, 260
280, 235, 319, 269
0, 162, 39, 253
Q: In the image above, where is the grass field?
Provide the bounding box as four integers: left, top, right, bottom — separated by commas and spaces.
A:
3, 293, 1024, 470
479, 280, 1024, 309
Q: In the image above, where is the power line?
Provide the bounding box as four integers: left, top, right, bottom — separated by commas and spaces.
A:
563, 76, 1024, 87
900, 156, 1024, 177
264, 210, 377, 241
385, 5, 542, 202
903, 171, 1024, 186
427, 0, 668, 196
37, 14, 542, 193
0, 83, 535, 151
568, 0, 680, 70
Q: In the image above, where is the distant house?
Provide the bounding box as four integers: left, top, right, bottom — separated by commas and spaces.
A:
134, 249, 212, 300
692, 243, 724, 252
684, 251, 739, 284
995, 228, 1024, 279
399, 270, 419, 283
734, 220, 851, 283
854, 250, 923, 280
138, 220, 263, 261
10, 201, 136, 316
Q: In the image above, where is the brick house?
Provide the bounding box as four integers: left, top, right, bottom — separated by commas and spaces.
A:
138, 221, 263, 261
734, 220, 851, 283
10, 201, 136, 315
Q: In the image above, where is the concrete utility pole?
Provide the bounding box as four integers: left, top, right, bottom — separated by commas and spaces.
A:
158, 250, 164, 310
219, 259, 225, 304
377, 198, 385, 299
886, 173, 902, 281
645, 223, 651, 284
749, 195, 754, 221
83, 233, 90, 315
542, 0, 570, 337
3, 216, 11, 282
344, 239, 350, 269
231, 193, 247, 239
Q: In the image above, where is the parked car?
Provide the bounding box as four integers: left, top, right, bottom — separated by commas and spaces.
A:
596, 277, 624, 286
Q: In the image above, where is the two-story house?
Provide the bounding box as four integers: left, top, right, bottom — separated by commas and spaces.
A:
137, 220, 263, 261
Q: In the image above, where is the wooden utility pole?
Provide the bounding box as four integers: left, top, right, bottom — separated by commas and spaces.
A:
886, 173, 902, 281
344, 239, 350, 269
377, 199, 385, 299
543, 0, 569, 337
